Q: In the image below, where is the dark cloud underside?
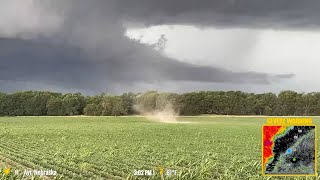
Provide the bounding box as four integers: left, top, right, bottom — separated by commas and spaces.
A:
1, 0, 310, 93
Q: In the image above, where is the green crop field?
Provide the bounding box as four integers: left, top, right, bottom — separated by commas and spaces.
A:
0, 116, 319, 179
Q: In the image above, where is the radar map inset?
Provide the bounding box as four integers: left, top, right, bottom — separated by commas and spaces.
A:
263, 125, 316, 175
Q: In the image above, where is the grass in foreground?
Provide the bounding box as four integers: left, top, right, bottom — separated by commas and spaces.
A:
0, 116, 319, 179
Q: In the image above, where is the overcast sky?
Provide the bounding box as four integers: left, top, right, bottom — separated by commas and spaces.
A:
1, 0, 320, 94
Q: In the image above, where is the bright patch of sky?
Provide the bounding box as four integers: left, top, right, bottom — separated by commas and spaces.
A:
126, 25, 320, 93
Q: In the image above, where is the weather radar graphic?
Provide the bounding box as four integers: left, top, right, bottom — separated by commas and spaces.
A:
262, 118, 316, 176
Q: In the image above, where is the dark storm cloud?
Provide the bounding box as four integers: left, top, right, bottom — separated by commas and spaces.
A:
118, 0, 320, 29
0, 37, 281, 92
1, 0, 305, 93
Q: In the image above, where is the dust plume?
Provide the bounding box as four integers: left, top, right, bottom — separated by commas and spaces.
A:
134, 103, 184, 123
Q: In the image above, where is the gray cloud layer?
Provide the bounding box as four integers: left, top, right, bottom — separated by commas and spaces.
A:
0, 0, 306, 93
119, 0, 320, 29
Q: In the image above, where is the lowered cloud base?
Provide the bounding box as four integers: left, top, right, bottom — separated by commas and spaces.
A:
1, 0, 312, 93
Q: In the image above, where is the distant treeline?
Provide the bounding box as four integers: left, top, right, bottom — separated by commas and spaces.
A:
0, 90, 319, 116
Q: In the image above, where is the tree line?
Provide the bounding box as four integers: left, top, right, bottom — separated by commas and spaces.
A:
0, 90, 319, 116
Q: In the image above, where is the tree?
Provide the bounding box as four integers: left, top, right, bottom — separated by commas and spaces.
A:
0, 93, 7, 116
255, 93, 277, 115
178, 92, 204, 115
62, 93, 85, 116
277, 91, 298, 116
310, 92, 320, 115
111, 96, 126, 116
47, 97, 65, 116
100, 94, 113, 116
301, 93, 315, 115
120, 92, 136, 115
8, 92, 32, 116
2, 89, 320, 117
135, 91, 158, 113
25, 92, 52, 116
84, 104, 100, 116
